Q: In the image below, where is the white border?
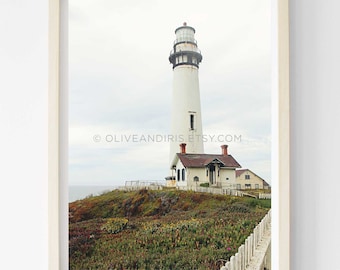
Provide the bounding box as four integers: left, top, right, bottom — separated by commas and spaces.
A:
278, 0, 290, 269
48, 0, 60, 269
48, 0, 69, 269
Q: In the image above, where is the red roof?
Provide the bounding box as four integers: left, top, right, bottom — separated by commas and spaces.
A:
235, 169, 248, 177
177, 153, 241, 168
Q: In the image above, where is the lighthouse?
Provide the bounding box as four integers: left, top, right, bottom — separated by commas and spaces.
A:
168, 22, 204, 168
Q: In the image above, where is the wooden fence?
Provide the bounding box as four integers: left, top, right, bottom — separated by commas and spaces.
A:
259, 193, 271, 199
119, 184, 271, 200
177, 186, 245, 197
118, 180, 165, 191
221, 209, 271, 270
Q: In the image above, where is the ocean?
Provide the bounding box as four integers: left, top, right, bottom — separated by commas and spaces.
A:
69, 185, 119, 202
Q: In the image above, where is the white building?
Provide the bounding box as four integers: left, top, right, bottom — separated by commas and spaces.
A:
165, 24, 267, 191
168, 144, 241, 188
165, 24, 242, 188
235, 169, 271, 190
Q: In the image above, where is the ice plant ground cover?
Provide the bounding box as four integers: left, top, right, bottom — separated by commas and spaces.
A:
69, 189, 271, 269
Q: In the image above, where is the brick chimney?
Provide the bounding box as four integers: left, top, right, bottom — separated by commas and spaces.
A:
180, 143, 187, 154
221, 145, 228, 155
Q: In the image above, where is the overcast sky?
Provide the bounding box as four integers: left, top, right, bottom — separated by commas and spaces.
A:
69, 0, 272, 186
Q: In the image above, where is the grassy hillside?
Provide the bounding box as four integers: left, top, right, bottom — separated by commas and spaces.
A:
69, 189, 270, 270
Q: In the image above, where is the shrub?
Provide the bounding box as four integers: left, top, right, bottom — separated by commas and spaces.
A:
101, 218, 128, 234
200, 182, 210, 187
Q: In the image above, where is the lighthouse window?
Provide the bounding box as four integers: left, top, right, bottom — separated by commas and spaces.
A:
188, 55, 192, 63
190, 114, 194, 130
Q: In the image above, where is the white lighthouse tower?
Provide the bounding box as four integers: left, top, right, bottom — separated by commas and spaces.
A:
168, 22, 204, 167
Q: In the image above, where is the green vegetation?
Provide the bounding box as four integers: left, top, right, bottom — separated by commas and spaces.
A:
199, 183, 210, 187
69, 189, 270, 270
242, 189, 271, 197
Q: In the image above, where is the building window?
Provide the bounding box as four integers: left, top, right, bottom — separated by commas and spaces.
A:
190, 114, 194, 130
194, 176, 199, 182
182, 169, 185, 181
245, 184, 251, 189
226, 177, 229, 180
245, 175, 250, 180
237, 184, 241, 190
255, 184, 259, 189
177, 169, 180, 181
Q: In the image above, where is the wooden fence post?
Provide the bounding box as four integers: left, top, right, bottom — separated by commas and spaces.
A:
230, 255, 235, 270
234, 253, 239, 270
245, 238, 249, 266
238, 245, 244, 270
